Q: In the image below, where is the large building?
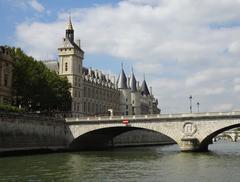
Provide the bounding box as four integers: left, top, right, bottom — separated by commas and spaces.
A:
0, 46, 13, 104
45, 17, 160, 117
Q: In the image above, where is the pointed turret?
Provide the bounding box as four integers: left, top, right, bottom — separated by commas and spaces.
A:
130, 67, 137, 92
66, 15, 74, 42
117, 63, 127, 89
141, 75, 150, 96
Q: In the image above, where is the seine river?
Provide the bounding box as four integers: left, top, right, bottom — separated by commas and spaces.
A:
0, 142, 240, 181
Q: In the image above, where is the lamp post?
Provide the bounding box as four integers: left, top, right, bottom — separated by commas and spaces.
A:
197, 102, 200, 113
189, 95, 192, 113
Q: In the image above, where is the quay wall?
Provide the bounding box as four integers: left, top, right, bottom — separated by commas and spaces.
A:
0, 113, 174, 153
0, 113, 66, 152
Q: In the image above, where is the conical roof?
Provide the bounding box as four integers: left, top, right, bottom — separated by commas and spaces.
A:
130, 68, 137, 92
141, 79, 150, 96
117, 64, 127, 89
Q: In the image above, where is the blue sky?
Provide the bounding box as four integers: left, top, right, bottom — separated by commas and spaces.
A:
0, 0, 127, 76
2, 0, 240, 113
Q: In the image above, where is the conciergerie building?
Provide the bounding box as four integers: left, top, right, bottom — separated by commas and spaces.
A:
45, 17, 160, 117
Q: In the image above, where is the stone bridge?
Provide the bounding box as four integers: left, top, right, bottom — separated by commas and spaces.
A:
65, 111, 240, 152
215, 130, 240, 142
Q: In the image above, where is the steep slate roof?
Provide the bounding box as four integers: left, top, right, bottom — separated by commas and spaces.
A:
141, 79, 150, 96
43, 61, 59, 73
130, 69, 137, 92
117, 67, 128, 89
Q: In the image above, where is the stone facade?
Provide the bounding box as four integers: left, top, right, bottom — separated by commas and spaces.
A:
45, 17, 160, 117
0, 46, 13, 104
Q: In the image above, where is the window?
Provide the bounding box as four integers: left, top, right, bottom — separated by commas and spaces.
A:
84, 102, 86, 112
88, 102, 90, 113
126, 105, 128, 110
88, 87, 90, 98
4, 74, 8, 87
74, 102, 76, 111
65, 62, 68, 71
92, 103, 94, 113
96, 104, 98, 113
84, 87, 86, 97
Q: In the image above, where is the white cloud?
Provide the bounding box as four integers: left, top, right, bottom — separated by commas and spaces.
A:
212, 104, 233, 112
28, 0, 45, 12
135, 63, 163, 74
16, 21, 62, 59
14, 0, 240, 113
7, 0, 45, 12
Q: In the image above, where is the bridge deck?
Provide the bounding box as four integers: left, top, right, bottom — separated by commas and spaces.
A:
66, 111, 240, 123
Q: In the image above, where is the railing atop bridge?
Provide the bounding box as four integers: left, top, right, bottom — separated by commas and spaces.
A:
65, 111, 240, 123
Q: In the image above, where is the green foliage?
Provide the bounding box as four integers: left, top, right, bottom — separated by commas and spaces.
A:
10, 47, 72, 113
0, 104, 24, 113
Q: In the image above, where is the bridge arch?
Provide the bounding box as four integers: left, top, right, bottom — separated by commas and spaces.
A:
199, 123, 240, 151
69, 126, 176, 150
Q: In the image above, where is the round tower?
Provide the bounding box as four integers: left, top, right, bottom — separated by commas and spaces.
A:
117, 64, 132, 115
130, 68, 141, 115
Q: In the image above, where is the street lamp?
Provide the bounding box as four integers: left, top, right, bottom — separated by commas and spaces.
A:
189, 95, 192, 113
197, 102, 200, 113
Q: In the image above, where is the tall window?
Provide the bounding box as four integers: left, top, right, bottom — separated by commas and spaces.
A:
88, 102, 90, 113
4, 74, 8, 87
84, 87, 86, 97
65, 62, 68, 71
83, 102, 86, 112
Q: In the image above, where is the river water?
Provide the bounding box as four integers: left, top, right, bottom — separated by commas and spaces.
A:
0, 142, 239, 182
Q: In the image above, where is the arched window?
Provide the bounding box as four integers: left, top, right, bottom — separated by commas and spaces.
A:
65, 62, 68, 71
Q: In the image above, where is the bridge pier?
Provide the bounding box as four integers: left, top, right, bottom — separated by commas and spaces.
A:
229, 133, 238, 142
180, 138, 208, 152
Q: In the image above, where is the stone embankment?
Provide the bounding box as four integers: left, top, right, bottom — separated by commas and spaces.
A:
0, 113, 174, 154
0, 113, 66, 154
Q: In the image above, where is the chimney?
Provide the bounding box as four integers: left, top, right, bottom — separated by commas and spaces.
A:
88, 67, 92, 76
127, 77, 130, 88
76, 39, 81, 48
137, 81, 140, 90
150, 86, 153, 95
95, 69, 98, 78
99, 71, 102, 80
110, 76, 116, 84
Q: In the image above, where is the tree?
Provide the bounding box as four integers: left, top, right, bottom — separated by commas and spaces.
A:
10, 47, 72, 113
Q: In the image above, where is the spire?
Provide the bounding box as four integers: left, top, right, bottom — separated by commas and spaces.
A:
141, 76, 150, 96
67, 14, 73, 30
117, 63, 127, 89
66, 14, 74, 42
130, 67, 137, 92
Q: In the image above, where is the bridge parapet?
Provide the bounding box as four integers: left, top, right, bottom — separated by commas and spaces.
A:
65, 111, 240, 123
